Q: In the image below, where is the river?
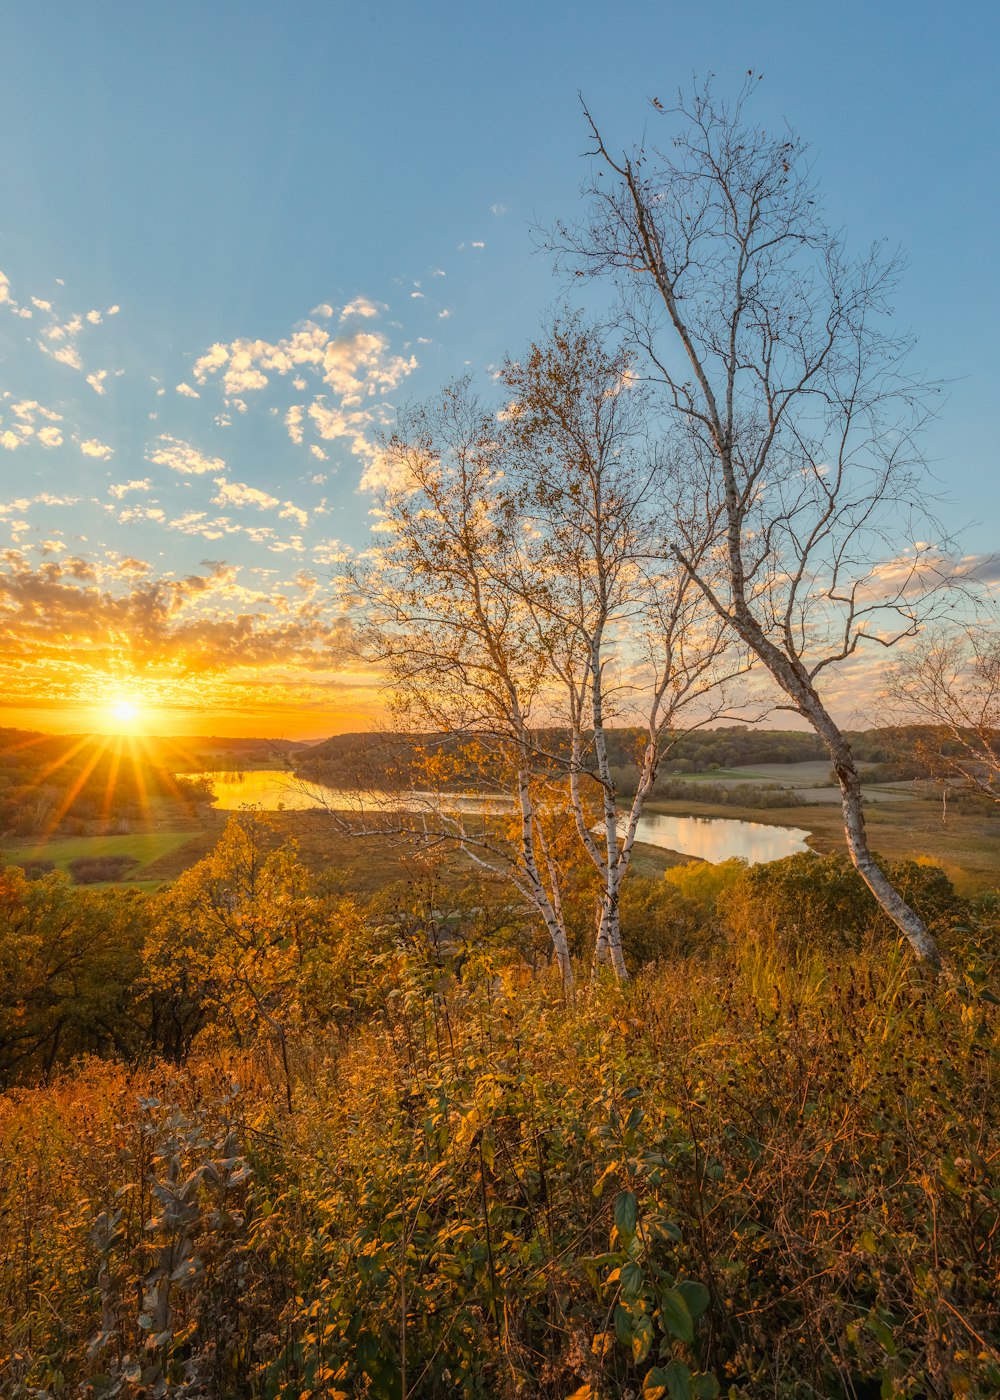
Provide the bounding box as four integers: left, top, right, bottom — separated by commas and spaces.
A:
192, 769, 811, 865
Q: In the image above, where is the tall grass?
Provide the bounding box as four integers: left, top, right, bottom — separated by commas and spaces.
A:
1, 922, 997, 1398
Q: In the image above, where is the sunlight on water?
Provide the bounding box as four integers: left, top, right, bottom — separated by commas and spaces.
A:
195, 770, 812, 865
630, 811, 810, 864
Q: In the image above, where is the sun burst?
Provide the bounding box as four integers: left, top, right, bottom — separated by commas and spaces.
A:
107, 696, 146, 732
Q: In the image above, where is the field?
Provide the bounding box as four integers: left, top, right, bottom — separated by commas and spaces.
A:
2, 830, 199, 880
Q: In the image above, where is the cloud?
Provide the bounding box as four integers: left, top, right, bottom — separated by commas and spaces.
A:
0, 272, 10, 304
310, 302, 335, 319
46, 343, 83, 370
0, 557, 353, 701
86, 370, 108, 395
146, 434, 225, 475
212, 478, 280, 511
80, 438, 114, 460
339, 296, 379, 320
307, 400, 379, 461
285, 404, 305, 445
86, 309, 103, 325
175, 382, 200, 398
490, 203, 507, 216
0, 399, 65, 451
118, 505, 165, 524
193, 323, 415, 406
109, 479, 153, 499
279, 503, 309, 529
14, 401, 62, 425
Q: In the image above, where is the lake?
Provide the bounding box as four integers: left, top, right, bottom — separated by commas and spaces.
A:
194, 770, 811, 866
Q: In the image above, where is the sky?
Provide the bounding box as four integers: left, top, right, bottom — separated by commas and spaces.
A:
0, 1, 997, 738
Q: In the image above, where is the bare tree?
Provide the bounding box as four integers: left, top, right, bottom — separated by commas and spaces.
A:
552, 77, 955, 966
346, 321, 737, 981
882, 626, 1000, 803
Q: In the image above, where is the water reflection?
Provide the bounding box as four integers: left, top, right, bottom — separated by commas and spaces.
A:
193, 770, 506, 815
194, 770, 811, 866
631, 811, 810, 864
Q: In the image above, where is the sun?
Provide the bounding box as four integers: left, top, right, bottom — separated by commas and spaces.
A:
107, 696, 146, 731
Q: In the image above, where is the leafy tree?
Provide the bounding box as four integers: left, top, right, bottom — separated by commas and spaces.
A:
882, 626, 1000, 803
145, 811, 336, 1107
347, 321, 738, 979
0, 866, 150, 1084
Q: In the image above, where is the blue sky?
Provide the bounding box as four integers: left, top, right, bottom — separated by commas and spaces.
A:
0, 1, 996, 735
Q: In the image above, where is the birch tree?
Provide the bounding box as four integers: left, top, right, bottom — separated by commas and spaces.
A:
348, 323, 736, 981
347, 382, 577, 985
498, 319, 737, 977
554, 78, 953, 966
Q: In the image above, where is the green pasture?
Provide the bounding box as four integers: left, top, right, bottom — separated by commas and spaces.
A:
1, 831, 194, 880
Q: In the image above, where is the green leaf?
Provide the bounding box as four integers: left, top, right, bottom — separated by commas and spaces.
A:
620, 1259, 644, 1300
866, 1311, 896, 1355
664, 1359, 693, 1400
614, 1302, 633, 1346
626, 1105, 645, 1133
692, 1373, 720, 1400
677, 1278, 710, 1319
615, 1189, 638, 1243
632, 1311, 655, 1365
660, 1286, 695, 1343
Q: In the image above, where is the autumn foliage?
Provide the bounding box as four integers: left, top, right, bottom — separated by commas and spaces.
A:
0, 813, 998, 1397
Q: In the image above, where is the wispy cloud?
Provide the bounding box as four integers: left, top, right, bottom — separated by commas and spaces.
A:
339, 296, 379, 320
212, 478, 280, 511
146, 434, 224, 475
109, 479, 153, 499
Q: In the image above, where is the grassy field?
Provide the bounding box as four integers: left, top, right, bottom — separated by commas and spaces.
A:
2, 831, 197, 880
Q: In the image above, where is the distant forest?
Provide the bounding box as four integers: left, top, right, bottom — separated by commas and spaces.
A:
1, 722, 992, 846
295, 723, 960, 793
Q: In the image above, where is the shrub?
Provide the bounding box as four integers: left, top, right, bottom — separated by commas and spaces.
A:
68, 853, 140, 884
663, 856, 747, 910
716, 851, 962, 954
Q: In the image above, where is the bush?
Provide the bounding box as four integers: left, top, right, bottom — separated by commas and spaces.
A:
717, 851, 962, 954
618, 874, 708, 967
68, 853, 140, 884
663, 856, 748, 910
21, 859, 56, 880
